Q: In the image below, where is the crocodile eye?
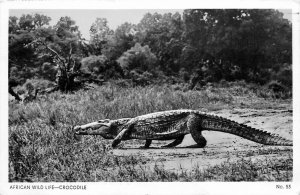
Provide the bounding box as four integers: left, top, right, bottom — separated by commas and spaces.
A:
98, 119, 110, 123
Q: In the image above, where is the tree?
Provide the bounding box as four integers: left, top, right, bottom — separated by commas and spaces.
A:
19, 14, 51, 30
102, 22, 137, 60
89, 18, 114, 55
9, 14, 52, 84
26, 16, 87, 92
182, 9, 292, 83
136, 12, 184, 73
9, 10, 292, 92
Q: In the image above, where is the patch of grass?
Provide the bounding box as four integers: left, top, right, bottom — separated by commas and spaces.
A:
188, 156, 292, 182
8, 83, 292, 182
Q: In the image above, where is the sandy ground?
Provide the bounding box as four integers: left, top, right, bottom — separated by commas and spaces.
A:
112, 109, 293, 172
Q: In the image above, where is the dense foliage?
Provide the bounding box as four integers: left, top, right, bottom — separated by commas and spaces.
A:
9, 9, 292, 92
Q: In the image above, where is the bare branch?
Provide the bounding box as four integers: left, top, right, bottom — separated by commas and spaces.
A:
67, 43, 73, 70
44, 44, 65, 64
69, 43, 73, 61
26, 36, 65, 67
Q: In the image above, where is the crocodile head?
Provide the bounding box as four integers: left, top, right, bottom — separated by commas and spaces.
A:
74, 118, 131, 139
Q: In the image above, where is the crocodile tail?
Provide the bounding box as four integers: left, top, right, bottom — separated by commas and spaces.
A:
201, 114, 293, 146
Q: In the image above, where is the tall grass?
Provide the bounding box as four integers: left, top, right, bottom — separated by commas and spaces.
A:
8, 82, 292, 182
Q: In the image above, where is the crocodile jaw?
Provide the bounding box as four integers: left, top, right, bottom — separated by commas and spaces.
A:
74, 121, 113, 138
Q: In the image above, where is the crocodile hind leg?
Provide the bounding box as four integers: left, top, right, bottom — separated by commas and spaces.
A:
161, 135, 185, 148
139, 139, 152, 148
190, 132, 207, 148
188, 114, 207, 148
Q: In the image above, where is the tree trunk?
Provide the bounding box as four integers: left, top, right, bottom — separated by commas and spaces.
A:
56, 67, 76, 92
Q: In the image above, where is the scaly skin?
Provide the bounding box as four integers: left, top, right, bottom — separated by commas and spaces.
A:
74, 109, 293, 148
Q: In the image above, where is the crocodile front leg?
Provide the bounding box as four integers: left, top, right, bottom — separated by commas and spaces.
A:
112, 128, 128, 148
112, 123, 135, 148
161, 135, 185, 148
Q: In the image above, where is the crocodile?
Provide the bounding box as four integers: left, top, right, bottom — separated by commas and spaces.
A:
73, 109, 293, 148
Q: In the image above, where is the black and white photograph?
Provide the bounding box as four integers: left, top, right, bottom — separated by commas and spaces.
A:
1, 0, 299, 194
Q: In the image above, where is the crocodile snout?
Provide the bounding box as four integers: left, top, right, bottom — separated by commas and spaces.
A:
73, 126, 84, 141
73, 126, 81, 134
73, 125, 91, 135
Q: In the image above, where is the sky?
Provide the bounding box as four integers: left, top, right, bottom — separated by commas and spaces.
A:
9, 9, 183, 40
10, 9, 291, 40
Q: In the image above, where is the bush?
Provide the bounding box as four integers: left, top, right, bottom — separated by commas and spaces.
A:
15, 79, 56, 95
25, 79, 56, 90
81, 55, 108, 74
272, 63, 292, 88
81, 56, 124, 80
117, 43, 158, 72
